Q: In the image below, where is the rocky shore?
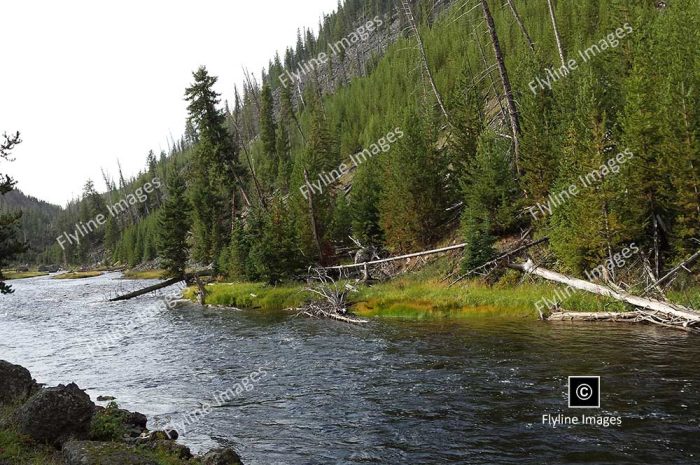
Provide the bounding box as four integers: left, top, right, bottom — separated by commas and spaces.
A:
0, 360, 243, 465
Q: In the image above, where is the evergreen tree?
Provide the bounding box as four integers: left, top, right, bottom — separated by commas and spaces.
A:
185, 66, 240, 264
379, 114, 448, 252
157, 171, 190, 277
0, 132, 27, 293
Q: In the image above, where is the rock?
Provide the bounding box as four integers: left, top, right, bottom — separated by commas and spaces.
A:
63, 440, 158, 465
96, 395, 116, 401
200, 447, 244, 465
143, 440, 192, 460
0, 360, 39, 406
14, 383, 95, 445
147, 430, 177, 441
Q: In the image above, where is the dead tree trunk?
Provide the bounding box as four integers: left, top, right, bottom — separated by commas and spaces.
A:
644, 248, 700, 294
509, 259, 700, 330
400, 0, 451, 124
480, 0, 522, 176
505, 0, 535, 51
303, 169, 325, 264
195, 275, 207, 306
546, 0, 566, 67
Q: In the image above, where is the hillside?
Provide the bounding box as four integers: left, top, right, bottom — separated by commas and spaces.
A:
0, 190, 61, 264
13, 0, 700, 296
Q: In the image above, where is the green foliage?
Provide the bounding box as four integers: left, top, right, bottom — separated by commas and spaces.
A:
461, 133, 517, 271
157, 171, 190, 277
89, 401, 128, 442
379, 114, 449, 252
0, 132, 28, 293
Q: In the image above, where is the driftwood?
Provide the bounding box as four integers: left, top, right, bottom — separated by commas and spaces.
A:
294, 268, 368, 324
509, 259, 700, 332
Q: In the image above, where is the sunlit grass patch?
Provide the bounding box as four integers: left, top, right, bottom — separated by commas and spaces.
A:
3, 271, 49, 280
184, 281, 310, 310
52, 271, 104, 280
122, 269, 167, 280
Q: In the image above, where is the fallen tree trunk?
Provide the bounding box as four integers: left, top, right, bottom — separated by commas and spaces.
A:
109, 271, 212, 302
644, 248, 700, 294
546, 311, 644, 322
509, 259, 700, 331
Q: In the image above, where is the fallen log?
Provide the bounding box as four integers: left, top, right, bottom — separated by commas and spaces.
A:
546, 311, 644, 322
449, 237, 548, 287
509, 259, 700, 332
643, 248, 700, 294
109, 276, 184, 302
109, 271, 212, 302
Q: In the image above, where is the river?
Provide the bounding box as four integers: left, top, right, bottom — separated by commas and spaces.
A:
0, 273, 698, 464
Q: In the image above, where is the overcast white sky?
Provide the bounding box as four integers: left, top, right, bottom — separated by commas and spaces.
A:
0, 0, 339, 206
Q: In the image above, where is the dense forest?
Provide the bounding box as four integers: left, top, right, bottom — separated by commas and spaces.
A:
5, 0, 699, 287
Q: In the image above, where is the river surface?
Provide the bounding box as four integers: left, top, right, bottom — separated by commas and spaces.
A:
0, 273, 698, 464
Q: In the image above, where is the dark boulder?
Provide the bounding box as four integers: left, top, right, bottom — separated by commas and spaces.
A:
143, 440, 192, 460
200, 447, 244, 465
14, 383, 95, 445
0, 360, 39, 406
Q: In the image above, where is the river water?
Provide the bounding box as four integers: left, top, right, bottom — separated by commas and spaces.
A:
0, 273, 698, 464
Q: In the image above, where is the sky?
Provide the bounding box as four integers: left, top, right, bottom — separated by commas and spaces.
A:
0, 0, 340, 206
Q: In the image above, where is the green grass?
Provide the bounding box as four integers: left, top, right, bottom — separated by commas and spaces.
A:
352, 271, 628, 319
122, 269, 167, 280
3, 271, 49, 280
0, 429, 65, 464
183, 281, 310, 310
52, 271, 104, 280
183, 268, 635, 320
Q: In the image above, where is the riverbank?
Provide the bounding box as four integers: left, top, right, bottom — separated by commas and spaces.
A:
181, 273, 630, 319
0, 360, 244, 465
180, 265, 700, 320
53, 271, 105, 280
3, 270, 49, 280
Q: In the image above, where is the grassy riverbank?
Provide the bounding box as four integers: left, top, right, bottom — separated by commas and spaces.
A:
183, 272, 634, 319
3, 270, 49, 280
52, 271, 104, 280
122, 269, 167, 280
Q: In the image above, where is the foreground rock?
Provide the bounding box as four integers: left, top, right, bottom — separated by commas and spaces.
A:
14, 382, 95, 445
63, 441, 159, 465
0, 360, 39, 405
200, 448, 244, 465
0, 360, 246, 464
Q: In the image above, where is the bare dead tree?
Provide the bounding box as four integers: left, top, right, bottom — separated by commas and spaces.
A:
399, 0, 451, 124
303, 169, 324, 264
546, 0, 566, 67
505, 0, 535, 52
296, 268, 368, 324
480, 0, 522, 175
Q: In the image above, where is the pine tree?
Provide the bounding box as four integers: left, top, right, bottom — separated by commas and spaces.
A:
185, 66, 240, 264
0, 132, 27, 293
379, 114, 448, 252
157, 171, 190, 277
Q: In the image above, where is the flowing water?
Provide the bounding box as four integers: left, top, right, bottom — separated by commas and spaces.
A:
0, 273, 698, 464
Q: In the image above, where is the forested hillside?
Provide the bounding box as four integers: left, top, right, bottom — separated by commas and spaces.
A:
0, 190, 60, 264
18, 0, 700, 290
